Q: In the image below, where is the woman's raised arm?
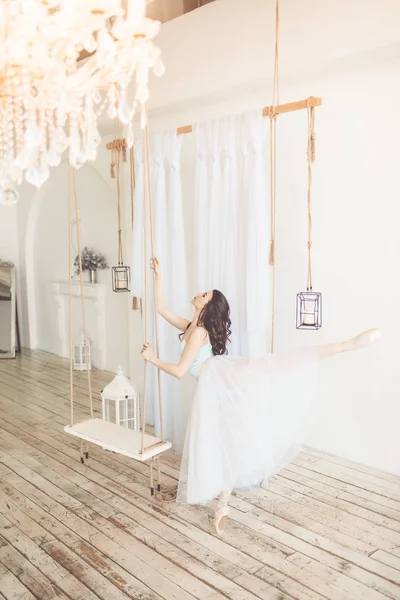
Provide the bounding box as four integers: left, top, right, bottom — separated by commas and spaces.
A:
151, 257, 190, 332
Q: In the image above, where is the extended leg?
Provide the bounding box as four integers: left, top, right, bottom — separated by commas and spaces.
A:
272, 328, 380, 373
315, 328, 380, 361
217, 489, 232, 510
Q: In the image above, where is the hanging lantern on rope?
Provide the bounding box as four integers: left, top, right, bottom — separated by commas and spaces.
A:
73, 332, 92, 371
297, 290, 322, 330
112, 264, 131, 292
108, 133, 131, 293
101, 366, 140, 431
296, 104, 322, 330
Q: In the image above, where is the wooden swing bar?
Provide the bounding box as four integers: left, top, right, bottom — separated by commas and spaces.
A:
65, 418, 170, 462
176, 96, 322, 136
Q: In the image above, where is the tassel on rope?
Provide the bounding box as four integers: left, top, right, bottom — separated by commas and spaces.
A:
268, 110, 278, 268
307, 106, 316, 164
269, 239, 275, 267
308, 131, 316, 163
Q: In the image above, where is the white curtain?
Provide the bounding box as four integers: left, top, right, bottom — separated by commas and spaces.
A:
242, 111, 270, 356
221, 116, 241, 355
165, 132, 193, 451
194, 111, 271, 357
131, 112, 271, 448
132, 130, 190, 449
194, 123, 210, 292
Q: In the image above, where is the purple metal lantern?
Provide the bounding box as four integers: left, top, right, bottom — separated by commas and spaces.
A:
296, 289, 322, 330
112, 264, 131, 293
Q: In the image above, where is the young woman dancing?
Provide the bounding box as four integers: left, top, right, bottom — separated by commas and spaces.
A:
141, 258, 380, 535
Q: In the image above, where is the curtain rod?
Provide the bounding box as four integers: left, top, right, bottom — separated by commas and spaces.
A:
176, 96, 322, 136
105, 96, 323, 148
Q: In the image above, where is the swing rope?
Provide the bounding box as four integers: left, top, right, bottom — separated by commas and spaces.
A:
68, 166, 94, 426
131, 145, 141, 312
144, 124, 164, 443
306, 103, 316, 291
268, 0, 280, 266
116, 146, 124, 265
141, 122, 165, 454
68, 168, 74, 426
268, 0, 280, 354
141, 125, 150, 454
130, 147, 135, 230
140, 123, 177, 501
111, 116, 127, 266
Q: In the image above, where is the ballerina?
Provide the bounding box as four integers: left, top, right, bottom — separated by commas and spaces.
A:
141, 257, 380, 535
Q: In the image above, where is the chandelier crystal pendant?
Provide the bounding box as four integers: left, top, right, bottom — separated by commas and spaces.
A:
0, 0, 163, 205
100, 0, 164, 149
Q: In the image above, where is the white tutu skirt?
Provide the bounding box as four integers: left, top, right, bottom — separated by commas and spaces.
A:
177, 347, 319, 505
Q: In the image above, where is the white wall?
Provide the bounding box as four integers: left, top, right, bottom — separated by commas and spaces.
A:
15, 146, 131, 374
147, 0, 400, 118
133, 0, 399, 475
274, 63, 399, 475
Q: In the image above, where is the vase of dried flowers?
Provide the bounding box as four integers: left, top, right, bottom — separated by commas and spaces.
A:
74, 247, 108, 284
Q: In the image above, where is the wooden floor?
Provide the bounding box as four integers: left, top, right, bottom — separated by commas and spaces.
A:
0, 351, 399, 600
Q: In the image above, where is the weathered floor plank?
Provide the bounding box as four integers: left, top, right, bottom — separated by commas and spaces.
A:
0, 349, 399, 600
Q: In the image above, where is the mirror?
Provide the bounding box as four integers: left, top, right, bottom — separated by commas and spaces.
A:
0, 263, 16, 359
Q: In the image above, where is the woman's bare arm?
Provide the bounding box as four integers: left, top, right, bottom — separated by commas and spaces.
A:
142, 328, 207, 379
152, 258, 190, 332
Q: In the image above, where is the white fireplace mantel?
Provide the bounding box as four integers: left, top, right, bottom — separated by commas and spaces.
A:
52, 280, 107, 369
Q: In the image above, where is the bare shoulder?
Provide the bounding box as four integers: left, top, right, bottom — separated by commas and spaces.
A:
192, 326, 209, 343
185, 326, 209, 349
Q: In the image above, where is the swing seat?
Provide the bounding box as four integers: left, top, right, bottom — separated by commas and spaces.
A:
64, 418, 172, 462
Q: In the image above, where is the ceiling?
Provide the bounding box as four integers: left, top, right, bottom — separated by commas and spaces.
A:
146, 0, 215, 24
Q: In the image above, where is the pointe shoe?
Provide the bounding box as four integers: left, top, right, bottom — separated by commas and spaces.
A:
346, 328, 381, 352
213, 506, 230, 536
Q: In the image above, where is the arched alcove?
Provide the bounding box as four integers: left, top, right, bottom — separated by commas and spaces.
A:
25, 161, 130, 372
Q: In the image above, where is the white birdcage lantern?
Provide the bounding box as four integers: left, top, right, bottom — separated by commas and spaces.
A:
101, 366, 140, 430
73, 332, 91, 371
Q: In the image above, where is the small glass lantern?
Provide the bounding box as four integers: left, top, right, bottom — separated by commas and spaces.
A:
101, 366, 140, 430
73, 332, 92, 371
296, 289, 322, 330
112, 264, 131, 293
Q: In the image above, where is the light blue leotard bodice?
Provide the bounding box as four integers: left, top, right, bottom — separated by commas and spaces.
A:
182, 340, 214, 377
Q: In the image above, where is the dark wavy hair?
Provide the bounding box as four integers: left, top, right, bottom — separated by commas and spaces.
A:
181, 290, 231, 356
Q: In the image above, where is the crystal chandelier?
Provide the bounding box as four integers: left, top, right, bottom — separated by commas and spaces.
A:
0, 0, 163, 206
